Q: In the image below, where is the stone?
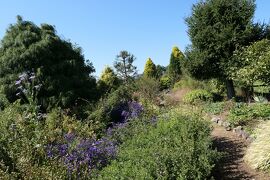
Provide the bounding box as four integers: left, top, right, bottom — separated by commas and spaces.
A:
223, 122, 231, 128
233, 126, 242, 133
211, 117, 220, 123
218, 120, 223, 126
241, 131, 250, 139
225, 126, 231, 131
247, 137, 255, 143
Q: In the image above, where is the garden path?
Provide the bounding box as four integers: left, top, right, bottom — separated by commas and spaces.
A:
211, 124, 270, 180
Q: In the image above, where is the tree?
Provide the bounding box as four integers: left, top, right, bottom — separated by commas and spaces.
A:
97, 66, 120, 95
156, 65, 167, 79
143, 58, 157, 78
185, 0, 265, 99
168, 46, 184, 83
228, 39, 270, 100
114, 51, 137, 83
0, 16, 97, 109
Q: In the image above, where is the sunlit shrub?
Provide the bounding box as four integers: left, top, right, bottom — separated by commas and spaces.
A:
183, 89, 213, 104
100, 110, 219, 179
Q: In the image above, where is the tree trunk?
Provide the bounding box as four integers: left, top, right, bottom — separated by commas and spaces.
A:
226, 79, 235, 100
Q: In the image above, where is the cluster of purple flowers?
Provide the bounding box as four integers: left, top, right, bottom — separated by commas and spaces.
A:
46, 133, 117, 177
121, 101, 143, 121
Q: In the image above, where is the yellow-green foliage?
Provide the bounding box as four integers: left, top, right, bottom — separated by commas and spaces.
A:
168, 46, 184, 82
244, 121, 270, 171
143, 58, 156, 78
183, 89, 213, 104
98, 66, 119, 94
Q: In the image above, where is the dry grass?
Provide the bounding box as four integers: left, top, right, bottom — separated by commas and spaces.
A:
244, 120, 270, 171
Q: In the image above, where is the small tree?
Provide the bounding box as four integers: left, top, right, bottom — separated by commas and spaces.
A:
168, 46, 184, 83
114, 51, 137, 83
229, 39, 270, 100
98, 66, 120, 95
143, 58, 157, 78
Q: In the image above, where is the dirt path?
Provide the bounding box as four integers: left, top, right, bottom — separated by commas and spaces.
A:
211, 124, 270, 180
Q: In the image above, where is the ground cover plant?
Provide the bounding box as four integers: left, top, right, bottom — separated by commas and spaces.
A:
99, 110, 220, 180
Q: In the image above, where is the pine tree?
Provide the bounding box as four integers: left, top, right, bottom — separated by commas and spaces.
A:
114, 51, 137, 83
0, 16, 97, 108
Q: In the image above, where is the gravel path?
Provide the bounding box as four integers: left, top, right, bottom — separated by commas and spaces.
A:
211, 124, 270, 180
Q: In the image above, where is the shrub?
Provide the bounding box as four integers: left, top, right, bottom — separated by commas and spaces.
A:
159, 75, 171, 90
183, 89, 213, 104
244, 121, 270, 171
87, 85, 132, 127
99, 110, 219, 179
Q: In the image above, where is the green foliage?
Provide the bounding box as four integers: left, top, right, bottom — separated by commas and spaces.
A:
0, 103, 98, 179
156, 65, 167, 79
0, 93, 9, 111
114, 50, 137, 83
88, 85, 132, 127
135, 76, 159, 105
185, 0, 257, 79
228, 103, 270, 126
185, 0, 266, 99
168, 46, 184, 83
183, 89, 213, 104
143, 58, 157, 78
203, 102, 226, 115
229, 39, 270, 87
97, 66, 120, 96
159, 75, 171, 90
100, 110, 219, 179
0, 16, 97, 109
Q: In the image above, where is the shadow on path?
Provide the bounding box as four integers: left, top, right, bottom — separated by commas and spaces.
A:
212, 136, 254, 180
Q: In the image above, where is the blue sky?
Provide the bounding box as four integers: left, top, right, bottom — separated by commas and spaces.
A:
0, 0, 269, 76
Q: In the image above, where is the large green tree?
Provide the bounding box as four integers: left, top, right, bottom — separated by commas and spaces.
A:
185, 0, 265, 99
143, 58, 157, 78
114, 50, 137, 83
0, 16, 97, 109
168, 46, 184, 83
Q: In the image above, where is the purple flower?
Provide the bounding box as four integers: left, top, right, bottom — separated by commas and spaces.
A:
19, 73, 27, 80
15, 80, 21, 85
46, 135, 117, 177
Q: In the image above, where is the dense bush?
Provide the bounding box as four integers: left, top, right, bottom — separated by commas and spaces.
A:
87, 85, 132, 128
228, 103, 270, 126
183, 89, 213, 104
244, 121, 270, 171
99, 110, 219, 179
159, 75, 171, 90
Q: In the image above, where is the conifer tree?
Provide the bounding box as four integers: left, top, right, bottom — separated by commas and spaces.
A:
0, 16, 97, 108
114, 51, 137, 83
143, 58, 157, 78
168, 46, 184, 83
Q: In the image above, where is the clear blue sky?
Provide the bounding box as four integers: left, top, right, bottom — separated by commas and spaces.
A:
0, 0, 269, 76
